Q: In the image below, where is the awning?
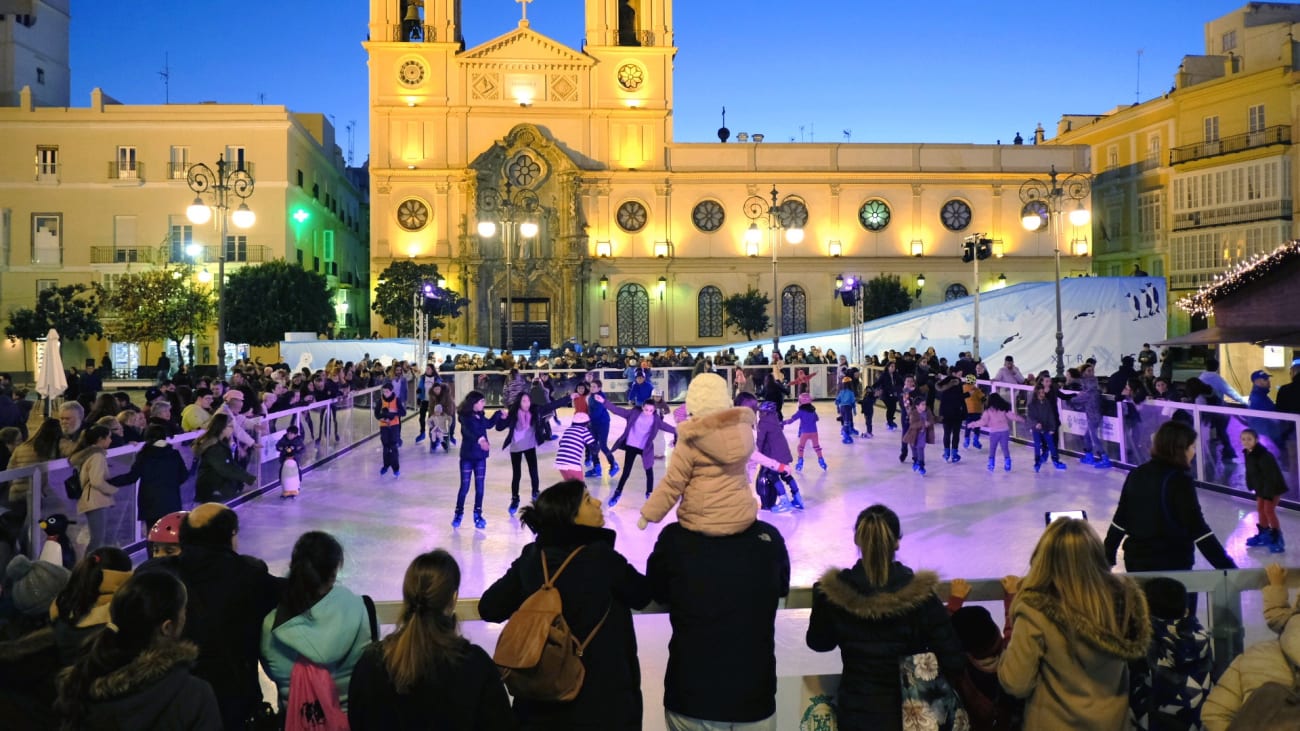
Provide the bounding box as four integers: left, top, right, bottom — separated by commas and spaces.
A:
1156, 326, 1300, 347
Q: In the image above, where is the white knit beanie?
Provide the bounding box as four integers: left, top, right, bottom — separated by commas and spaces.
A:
685, 373, 731, 417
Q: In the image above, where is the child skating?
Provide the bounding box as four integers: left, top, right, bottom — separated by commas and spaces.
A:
786, 392, 827, 470
970, 393, 1023, 472
834, 377, 857, 445
901, 395, 933, 474
755, 400, 802, 509
427, 403, 453, 453
1242, 428, 1288, 553
555, 412, 596, 481
275, 424, 305, 498
1026, 383, 1067, 472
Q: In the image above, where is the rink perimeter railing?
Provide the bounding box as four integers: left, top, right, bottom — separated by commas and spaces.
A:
1, 385, 387, 557
368, 568, 1284, 729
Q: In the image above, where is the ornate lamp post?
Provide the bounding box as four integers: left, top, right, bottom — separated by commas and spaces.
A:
1020, 165, 1091, 378
476, 182, 540, 352
743, 186, 804, 353
186, 155, 254, 377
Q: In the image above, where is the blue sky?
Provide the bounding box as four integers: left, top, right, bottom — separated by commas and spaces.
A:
68, 0, 1243, 162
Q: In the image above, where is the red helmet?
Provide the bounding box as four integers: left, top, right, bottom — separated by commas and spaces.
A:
148, 511, 188, 545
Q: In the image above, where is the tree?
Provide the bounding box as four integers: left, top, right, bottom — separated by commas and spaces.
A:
861, 274, 913, 321
101, 267, 215, 368
372, 260, 467, 336
722, 287, 771, 341
223, 260, 335, 346
6, 283, 104, 357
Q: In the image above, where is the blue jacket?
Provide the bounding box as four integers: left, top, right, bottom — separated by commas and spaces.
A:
628, 380, 654, 406
459, 409, 506, 460
835, 388, 857, 408
588, 392, 611, 426
259, 585, 372, 710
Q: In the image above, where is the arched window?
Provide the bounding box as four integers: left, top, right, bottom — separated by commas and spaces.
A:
945, 283, 969, 301
781, 284, 807, 336
697, 286, 723, 338
616, 283, 650, 347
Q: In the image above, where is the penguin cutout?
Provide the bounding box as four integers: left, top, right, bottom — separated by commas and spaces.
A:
38, 513, 77, 569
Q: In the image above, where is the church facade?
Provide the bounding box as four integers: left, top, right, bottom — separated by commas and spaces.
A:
366, 0, 1090, 351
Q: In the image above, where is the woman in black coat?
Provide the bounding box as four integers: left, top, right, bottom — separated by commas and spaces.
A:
1104, 420, 1236, 576
479, 479, 652, 731
873, 361, 906, 430
192, 414, 255, 503
806, 504, 965, 730
110, 425, 189, 533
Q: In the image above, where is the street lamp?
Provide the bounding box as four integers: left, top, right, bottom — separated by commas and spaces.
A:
743, 185, 804, 352
186, 154, 254, 377
477, 181, 540, 351
1020, 165, 1091, 378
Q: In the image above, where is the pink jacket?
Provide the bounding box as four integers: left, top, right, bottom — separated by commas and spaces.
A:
642, 407, 758, 536
971, 408, 1023, 433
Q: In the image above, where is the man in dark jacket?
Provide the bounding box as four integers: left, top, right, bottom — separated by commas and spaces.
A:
646, 520, 790, 729
139, 503, 283, 730
1276, 358, 1300, 458
1107, 355, 1139, 399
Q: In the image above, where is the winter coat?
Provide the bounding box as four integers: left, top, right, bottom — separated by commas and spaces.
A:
806, 561, 965, 730
1077, 374, 1104, 419
874, 369, 905, 400
1026, 396, 1060, 433
479, 524, 652, 731
72, 639, 222, 731
607, 402, 676, 452
627, 379, 654, 406
834, 388, 857, 409
194, 441, 254, 500
1129, 614, 1213, 731
275, 432, 305, 464
994, 365, 1024, 384
50, 567, 131, 666
642, 407, 757, 536
755, 410, 793, 463
109, 440, 188, 523
971, 408, 1023, 434
936, 376, 967, 420
902, 406, 932, 445
998, 583, 1152, 731
0, 626, 61, 730
458, 410, 507, 461
587, 393, 611, 427
140, 545, 284, 730
1202, 620, 1300, 731
1244, 444, 1288, 501
963, 383, 987, 415
1104, 459, 1236, 572
784, 404, 819, 434
259, 584, 371, 710
646, 520, 790, 723
71, 446, 117, 514
497, 395, 572, 449
346, 641, 515, 731
4, 440, 72, 505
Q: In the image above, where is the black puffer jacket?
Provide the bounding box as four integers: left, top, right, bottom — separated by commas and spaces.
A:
74, 640, 221, 730
806, 561, 964, 730
479, 524, 652, 731
1245, 444, 1289, 500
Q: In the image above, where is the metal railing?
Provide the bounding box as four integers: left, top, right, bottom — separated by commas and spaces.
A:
1171, 199, 1293, 231
0, 385, 384, 556
89, 246, 159, 264
107, 161, 145, 181
1170, 125, 1291, 165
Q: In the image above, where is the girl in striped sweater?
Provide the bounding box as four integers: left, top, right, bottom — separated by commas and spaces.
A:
555, 412, 595, 481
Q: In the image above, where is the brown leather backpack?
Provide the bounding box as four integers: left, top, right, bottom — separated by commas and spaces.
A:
492, 545, 609, 702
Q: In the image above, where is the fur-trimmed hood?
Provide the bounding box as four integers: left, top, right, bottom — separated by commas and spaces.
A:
1015, 583, 1152, 661
86, 639, 200, 701
815, 562, 941, 620
0, 625, 55, 663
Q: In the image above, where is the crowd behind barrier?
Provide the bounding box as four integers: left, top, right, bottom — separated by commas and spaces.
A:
0, 385, 385, 557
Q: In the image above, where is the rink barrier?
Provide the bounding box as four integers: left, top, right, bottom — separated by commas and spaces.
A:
372, 568, 1277, 678
2, 384, 388, 557
860, 366, 1300, 508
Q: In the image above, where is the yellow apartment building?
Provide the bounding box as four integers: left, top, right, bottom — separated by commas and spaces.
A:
0, 87, 370, 376
1050, 2, 1300, 336
366, 0, 1092, 351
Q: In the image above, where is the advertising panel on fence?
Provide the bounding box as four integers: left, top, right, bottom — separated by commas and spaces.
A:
1058, 408, 1122, 441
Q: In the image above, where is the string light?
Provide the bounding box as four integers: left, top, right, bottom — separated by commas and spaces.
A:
1177, 239, 1300, 317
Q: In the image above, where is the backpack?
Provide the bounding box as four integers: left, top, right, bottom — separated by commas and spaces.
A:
284, 659, 348, 731
281, 595, 378, 731
1225, 681, 1300, 731
492, 545, 609, 702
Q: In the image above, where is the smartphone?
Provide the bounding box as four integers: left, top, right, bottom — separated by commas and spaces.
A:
1045, 510, 1088, 525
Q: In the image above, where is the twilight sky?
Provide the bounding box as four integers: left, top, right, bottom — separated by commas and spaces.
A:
68, 0, 1242, 163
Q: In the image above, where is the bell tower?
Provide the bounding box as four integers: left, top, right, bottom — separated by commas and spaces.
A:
585, 0, 673, 48
368, 0, 462, 45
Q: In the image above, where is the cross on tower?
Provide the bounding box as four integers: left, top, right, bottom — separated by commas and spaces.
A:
517, 0, 532, 24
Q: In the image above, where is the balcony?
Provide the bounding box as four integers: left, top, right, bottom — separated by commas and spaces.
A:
167, 161, 255, 180
1171, 199, 1293, 231
90, 246, 160, 264
35, 163, 60, 183
107, 161, 146, 181
1169, 125, 1290, 165
164, 244, 271, 264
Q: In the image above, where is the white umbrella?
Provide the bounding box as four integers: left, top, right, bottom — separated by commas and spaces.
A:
35, 328, 67, 410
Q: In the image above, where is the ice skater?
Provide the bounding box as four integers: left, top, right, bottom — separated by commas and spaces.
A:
834, 377, 857, 445
901, 394, 933, 475
554, 412, 595, 482
373, 381, 405, 477
599, 393, 676, 507
970, 393, 1023, 473
275, 424, 305, 498
1027, 383, 1067, 472
452, 390, 506, 530
786, 392, 827, 470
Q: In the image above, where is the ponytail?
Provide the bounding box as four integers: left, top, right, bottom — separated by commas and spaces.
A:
53, 547, 132, 625
854, 504, 901, 588
382, 550, 468, 693
55, 572, 187, 730
274, 531, 343, 628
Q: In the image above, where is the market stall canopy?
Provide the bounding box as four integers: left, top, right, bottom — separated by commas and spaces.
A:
1163, 241, 1300, 347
